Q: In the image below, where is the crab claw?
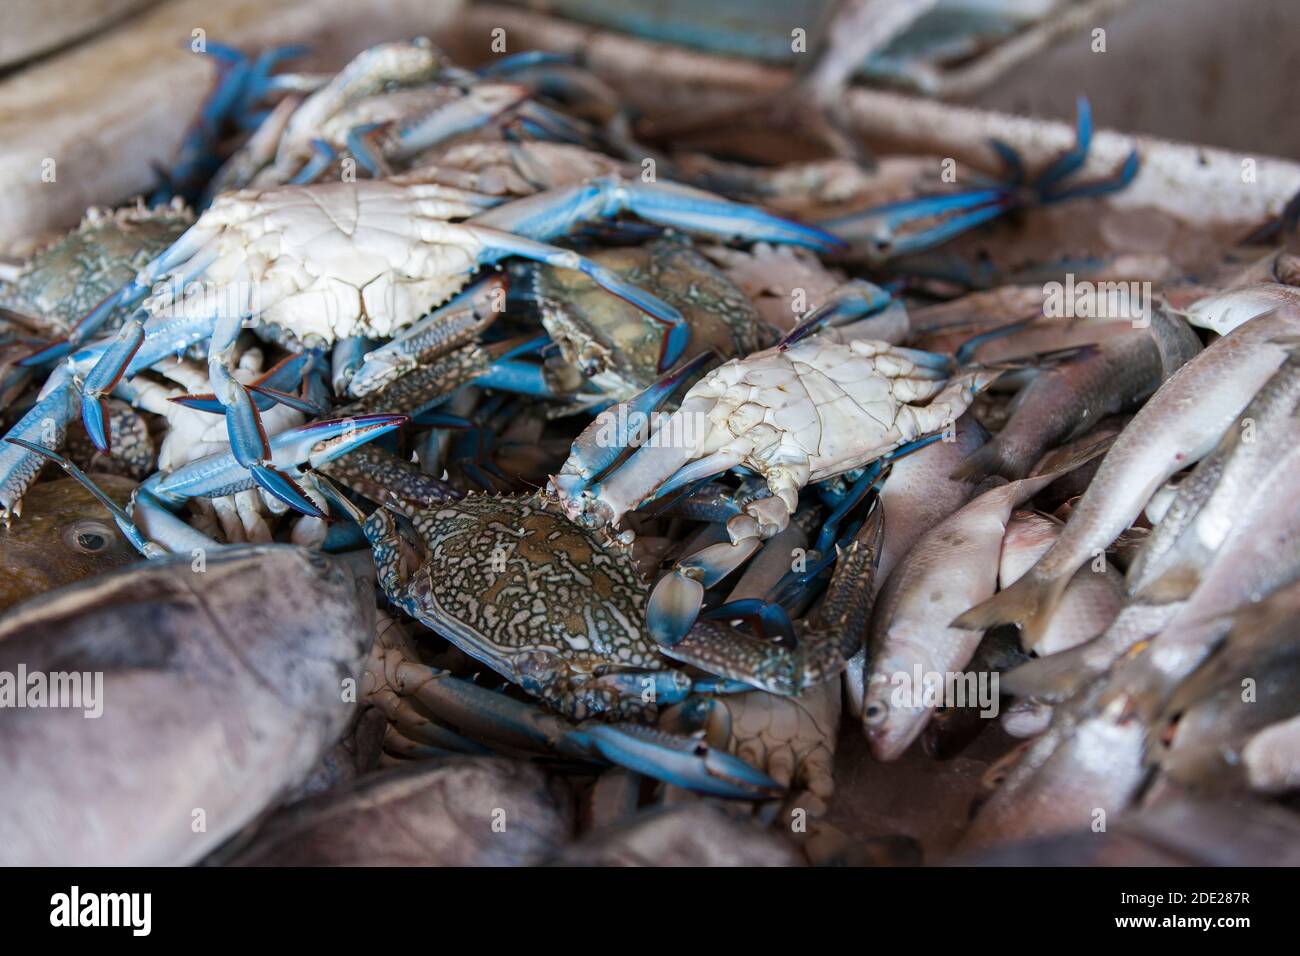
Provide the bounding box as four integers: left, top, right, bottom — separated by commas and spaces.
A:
819, 190, 1012, 262
153, 414, 407, 507
551, 350, 715, 506
647, 536, 763, 647
572, 723, 782, 800
78, 318, 146, 453
368, 658, 779, 799
702, 598, 798, 647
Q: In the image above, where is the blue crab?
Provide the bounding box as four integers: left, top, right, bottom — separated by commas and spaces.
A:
9, 167, 836, 520
355, 490, 905, 795
0, 200, 193, 340
230, 40, 644, 189
553, 325, 996, 646
20, 446, 783, 800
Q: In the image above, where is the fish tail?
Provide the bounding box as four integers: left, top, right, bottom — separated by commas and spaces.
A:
952, 569, 1070, 643
1002, 637, 1104, 702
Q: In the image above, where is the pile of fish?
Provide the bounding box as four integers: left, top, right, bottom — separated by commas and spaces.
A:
1, 27, 1298, 868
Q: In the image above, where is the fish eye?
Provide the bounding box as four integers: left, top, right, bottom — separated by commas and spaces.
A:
66, 520, 115, 554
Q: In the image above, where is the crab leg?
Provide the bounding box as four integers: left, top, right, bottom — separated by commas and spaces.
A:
150, 414, 406, 509
468, 176, 841, 370
347, 274, 506, 398
664, 503, 885, 696
646, 492, 796, 647
0, 364, 78, 520
77, 319, 146, 450
819, 190, 1012, 262
819, 97, 1139, 263
382, 658, 778, 798
472, 174, 842, 252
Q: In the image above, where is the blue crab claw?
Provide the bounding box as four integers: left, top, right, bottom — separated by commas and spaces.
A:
1022, 97, 1138, 204
172, 351, 324, 415
469, 335, 560, 398
348, 274, 506, 399
5, 438, 165, 558
381, 661, 778, 798
647, 536, 763, 648
1041, 148, 1140, 204
551, 351, 714, 501
251, 466, 323, 517
78, 319, 146, 453
0, 365, 78, 519
1036, 95, 1094, 193
573, 724, 782, 799
153, 414, 407, 507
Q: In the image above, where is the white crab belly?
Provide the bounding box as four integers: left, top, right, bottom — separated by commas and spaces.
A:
708, 341, 909, 481
154, 182, 486, 341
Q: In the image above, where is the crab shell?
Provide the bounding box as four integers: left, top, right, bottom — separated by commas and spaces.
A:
534, 238, 763, 401
370, 494, 683, 720
0, 199, 192, 336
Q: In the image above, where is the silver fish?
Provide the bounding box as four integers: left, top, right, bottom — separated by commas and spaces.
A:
956, 306, 1299, 645
844, 413, 989, 718
954, 310, 1200, 482
1152, 583, 1300, 795
998, 511, 1124, 655
865, 437, 1107, 760
959, 795, 1300, 865
1127, 351, 1300, 601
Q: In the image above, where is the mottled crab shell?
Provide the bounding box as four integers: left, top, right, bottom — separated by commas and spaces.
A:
379, 493, 666, 682
0, 199, 192, 336
534, 238, 763, 398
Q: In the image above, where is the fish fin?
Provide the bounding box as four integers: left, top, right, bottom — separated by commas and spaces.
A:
1266, 332, 1300, 350
950, 438, 1028, 483
952, 569, 1070, 645
1001, 638, 1104, 702
968, 344, 1097, 373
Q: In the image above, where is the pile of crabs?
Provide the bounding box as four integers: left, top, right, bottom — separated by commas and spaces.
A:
2, 37, 1299, 866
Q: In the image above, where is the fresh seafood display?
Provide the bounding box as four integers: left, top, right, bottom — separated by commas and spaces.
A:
2, 1, 1299, 880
